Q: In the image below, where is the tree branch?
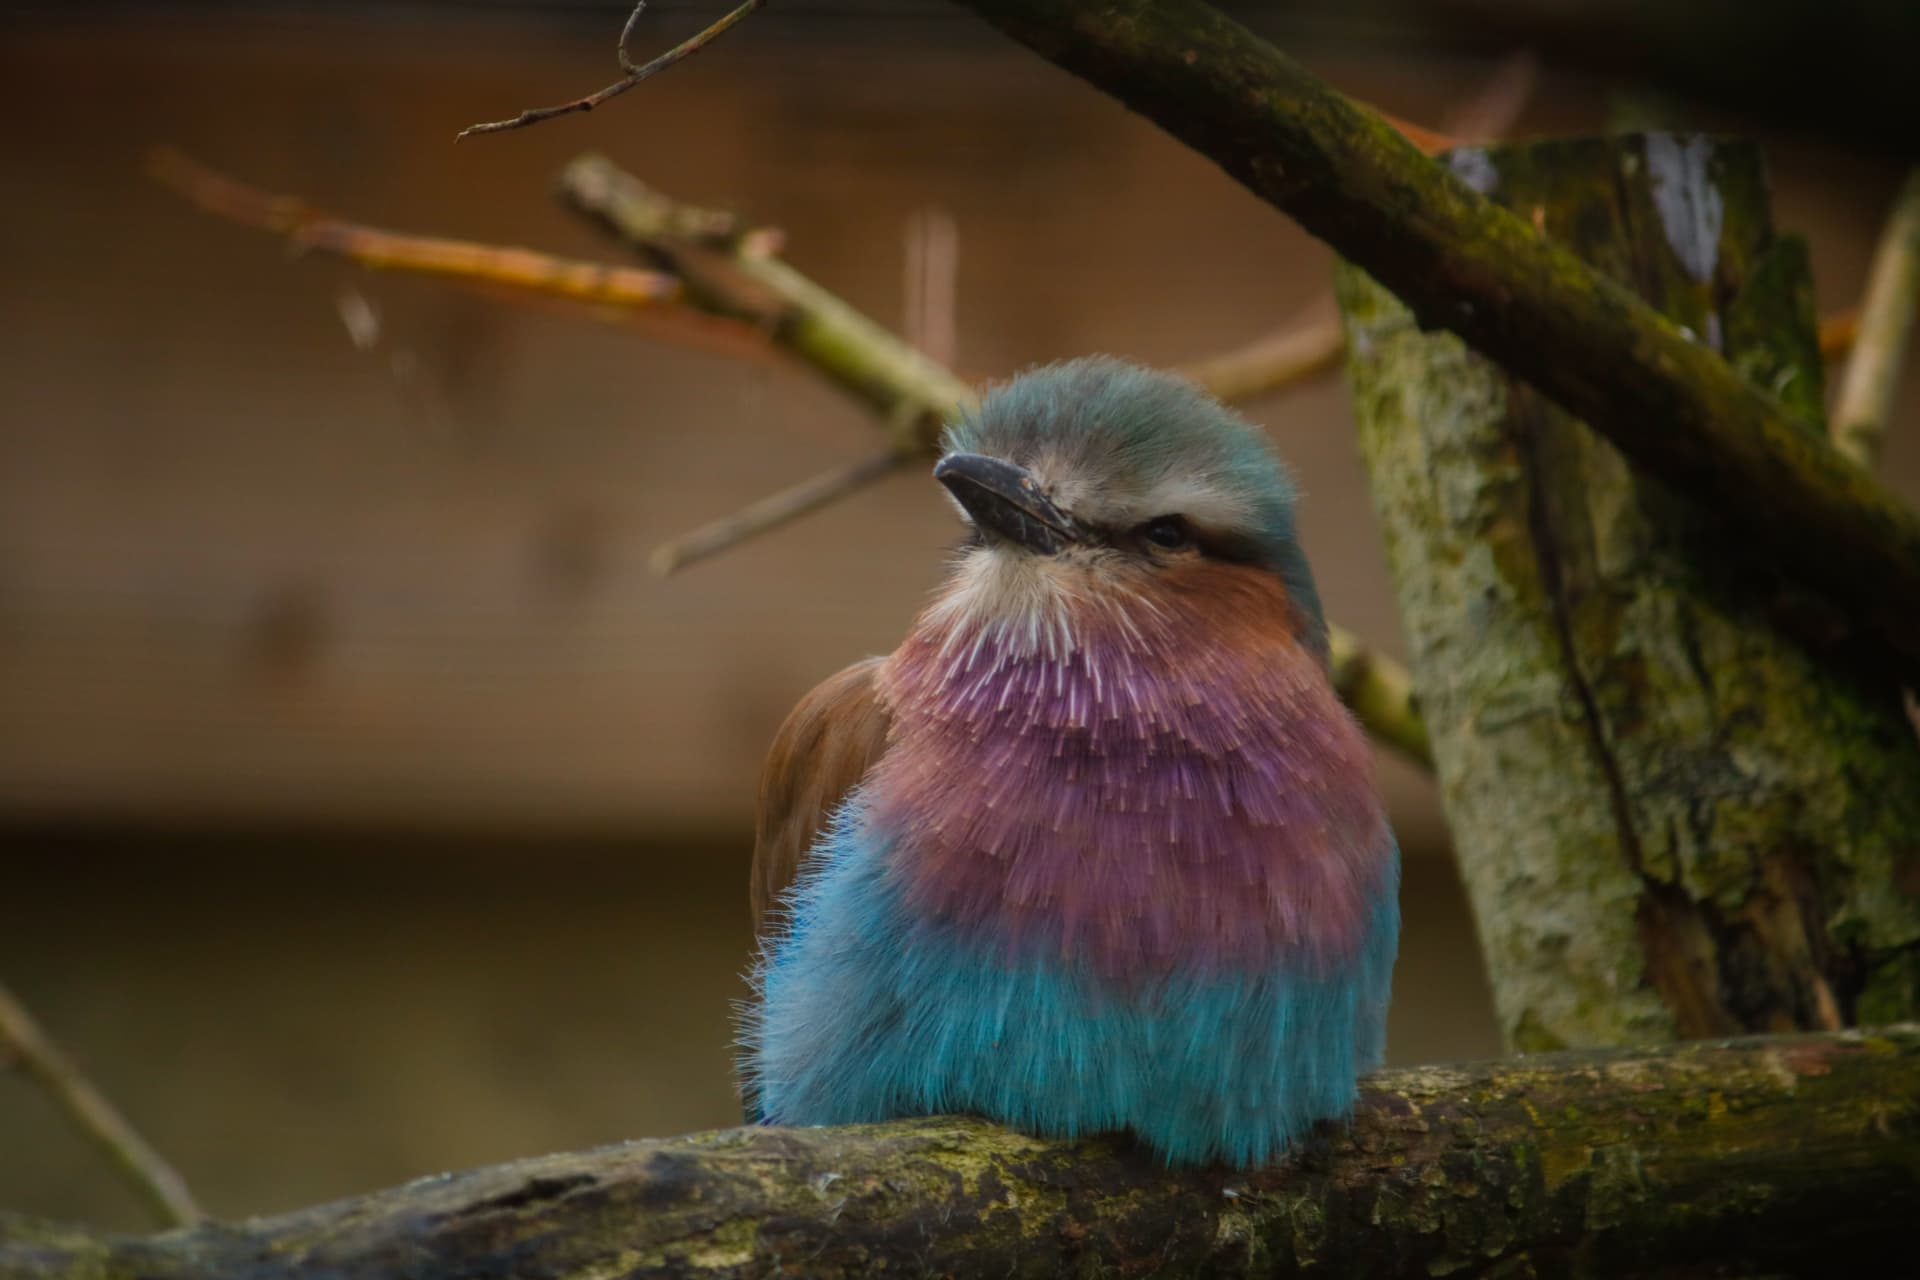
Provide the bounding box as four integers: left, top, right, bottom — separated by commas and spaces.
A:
1340, 134, 1920, 1050
952, 0, 1920, 673
458, 1, 767, 139
0, 981, 201, 1230
1832, 169, 1920, 467
1171, 298, 1344, 404
149, 148, 679, 309
4, 1028, 1913, 1278
557, 154, 975, 452
1326, 626, 1430, 767
650, 447, 909, 575
147, 149, 786, 367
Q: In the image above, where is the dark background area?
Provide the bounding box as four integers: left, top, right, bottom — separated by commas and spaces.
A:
3, 0, 1914, 1230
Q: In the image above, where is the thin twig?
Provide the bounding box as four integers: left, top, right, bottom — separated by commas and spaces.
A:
559, 155, 973, 448
148, 149, 785, 367
1831, 168, 1920, 467
652, 448, 909, 575
458, 0, 767, 140
0, 980, 203, 1228
1175, 300, 1345, 405
150, 148, 679, 307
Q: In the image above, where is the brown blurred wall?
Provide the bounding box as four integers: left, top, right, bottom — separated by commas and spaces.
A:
2, 6, 1914, 1230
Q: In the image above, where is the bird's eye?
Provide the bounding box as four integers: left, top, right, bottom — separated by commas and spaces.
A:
1138, 516, 1195, 551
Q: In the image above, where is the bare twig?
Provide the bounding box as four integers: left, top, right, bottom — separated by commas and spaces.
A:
1831, 169, 1920, 467
147, 149, 790, 367
150, 147, 679, 307
1174, 299, 1345, 405
458, 0, 767, 140
0, 980, 202, 1228
559, 155, 973, 450
652, 448, 909, 575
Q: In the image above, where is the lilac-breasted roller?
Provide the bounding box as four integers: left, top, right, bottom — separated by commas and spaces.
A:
742, 357, 1399, 1168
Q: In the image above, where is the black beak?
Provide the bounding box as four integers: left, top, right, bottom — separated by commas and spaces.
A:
933, 453, 1078, 555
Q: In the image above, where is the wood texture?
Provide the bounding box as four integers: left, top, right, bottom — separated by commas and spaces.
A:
1339, 135, 1920, 1050
3, 1028, 1915, 1279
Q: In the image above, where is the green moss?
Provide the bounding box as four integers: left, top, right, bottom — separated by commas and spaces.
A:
1342, 134, 1920, 1049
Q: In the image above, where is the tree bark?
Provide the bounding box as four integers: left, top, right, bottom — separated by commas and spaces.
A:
949, 0, 1920, 676
1338, 135, 1920, 1051
2, 1029, 1915, 1279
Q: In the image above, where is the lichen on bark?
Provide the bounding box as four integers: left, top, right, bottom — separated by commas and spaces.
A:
1339, 135, 1920, 1051
3, 1030, 1915, 1279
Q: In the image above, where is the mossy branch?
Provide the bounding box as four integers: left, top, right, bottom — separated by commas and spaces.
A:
4, 1028, 1915, 1279
1339, 134, 1920, 1050
952, 0, 1920, 672
556, 153, 977, 457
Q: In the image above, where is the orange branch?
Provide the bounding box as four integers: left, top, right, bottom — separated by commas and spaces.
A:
146, 149, 785, 366
149, 148, 680, 309
459, 0, 767, 140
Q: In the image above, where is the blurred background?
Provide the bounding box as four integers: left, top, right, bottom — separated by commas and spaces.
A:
3, 0, 1916, 1232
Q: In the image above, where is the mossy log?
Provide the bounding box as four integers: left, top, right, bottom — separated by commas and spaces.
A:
1338, 135, 1920, 1052
951, 0, 1920, 675
3, 1029, 1916, 1279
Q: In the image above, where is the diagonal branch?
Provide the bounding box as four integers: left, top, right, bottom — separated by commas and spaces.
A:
952, 0, 1920, 673
148, 149, 783, 367
1172, 297, 1345, 404
150, 148, 679, 308
649, 447, 909, 575
1831, 169, 1920, 467
0, 981, 202, 1229
558, 154, 974, 452
1176, 52, 1538, 408
458, 1, 767, 139
2, 1028, 1913, 1279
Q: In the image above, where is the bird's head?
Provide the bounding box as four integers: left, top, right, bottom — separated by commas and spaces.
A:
930, 356, 1327, 658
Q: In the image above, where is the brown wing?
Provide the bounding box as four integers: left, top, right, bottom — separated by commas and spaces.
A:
750, 656, 893, 942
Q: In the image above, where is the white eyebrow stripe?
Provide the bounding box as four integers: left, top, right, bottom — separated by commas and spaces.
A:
1134, 476, 1255, 531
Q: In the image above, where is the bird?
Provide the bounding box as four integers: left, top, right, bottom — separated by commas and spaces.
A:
741, 356, 1399, 1168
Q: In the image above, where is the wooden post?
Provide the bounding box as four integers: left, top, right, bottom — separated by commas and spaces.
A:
1338, 135, 1920, 1050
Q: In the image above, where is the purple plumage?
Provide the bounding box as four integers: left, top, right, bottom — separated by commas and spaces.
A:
870, 558, 1387, 979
